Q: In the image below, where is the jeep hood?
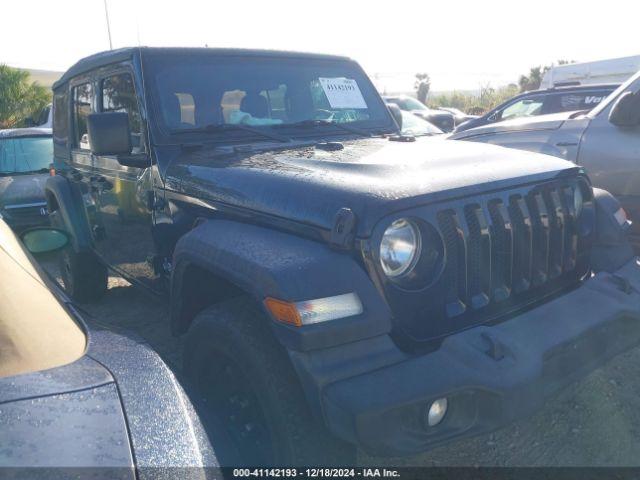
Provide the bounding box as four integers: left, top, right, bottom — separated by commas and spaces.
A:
449, 111, 580, 140
164, 136, 579, 237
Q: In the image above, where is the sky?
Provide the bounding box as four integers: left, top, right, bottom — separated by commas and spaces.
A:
1, 0, 637, 92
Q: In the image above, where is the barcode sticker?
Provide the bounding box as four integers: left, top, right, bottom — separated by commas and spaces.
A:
319, 78, 368, 109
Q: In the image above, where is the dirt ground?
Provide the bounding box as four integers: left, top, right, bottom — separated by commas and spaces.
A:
41, 260, 640, 467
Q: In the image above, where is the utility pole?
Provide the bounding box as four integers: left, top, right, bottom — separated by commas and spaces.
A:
103, 0, 113, 50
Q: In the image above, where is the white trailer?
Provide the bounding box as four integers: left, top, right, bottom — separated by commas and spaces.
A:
540, 55, 640, 89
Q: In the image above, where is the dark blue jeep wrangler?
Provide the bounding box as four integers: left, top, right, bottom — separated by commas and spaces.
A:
47, 47, 640, 465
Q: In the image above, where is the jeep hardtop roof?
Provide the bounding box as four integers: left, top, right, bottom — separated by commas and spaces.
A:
53, 47, 352, 90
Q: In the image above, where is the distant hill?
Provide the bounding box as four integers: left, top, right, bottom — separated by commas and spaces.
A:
24, 69, 62, 89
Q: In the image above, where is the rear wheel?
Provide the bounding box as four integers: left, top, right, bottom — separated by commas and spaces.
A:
59, 249, 108, 302
183, 298, 356, 466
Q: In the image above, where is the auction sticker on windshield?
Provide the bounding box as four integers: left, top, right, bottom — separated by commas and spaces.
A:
319, 77, 368, 109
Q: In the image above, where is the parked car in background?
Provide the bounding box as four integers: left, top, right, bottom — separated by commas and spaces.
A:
455, 84, 619, 132
23, 104, 53, 129
387, 103, 443, 136
383, 95, 456, 131
450, 71, 640, 249
0, 218, 219, 475
38, 103, 53, 128
0, 128, 52, 230
437, 106, 478, 126
49, 47, 640, 467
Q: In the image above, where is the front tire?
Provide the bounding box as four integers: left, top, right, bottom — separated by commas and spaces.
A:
183, 298, 356, 466
59, 249, 108, 302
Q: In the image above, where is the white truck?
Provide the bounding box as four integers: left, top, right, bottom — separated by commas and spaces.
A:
541, 55, 640, 89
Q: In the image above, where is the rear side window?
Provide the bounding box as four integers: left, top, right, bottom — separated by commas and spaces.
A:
544, 91, 612, 114
72, 83, 93, 150
101, 73, 144, 152
53, 91, 69, 148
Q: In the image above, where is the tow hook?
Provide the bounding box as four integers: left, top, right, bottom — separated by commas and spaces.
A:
481, 332, 505, 361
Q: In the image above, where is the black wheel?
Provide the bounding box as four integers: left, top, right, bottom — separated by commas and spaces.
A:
59, 249, 108, 302
183, 298, 356, 467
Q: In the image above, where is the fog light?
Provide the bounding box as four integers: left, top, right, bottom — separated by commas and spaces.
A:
426, 398, 448, 427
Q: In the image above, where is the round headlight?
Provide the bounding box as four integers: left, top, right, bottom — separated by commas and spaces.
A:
574, 184, 584, 217
380, 219, 421, 278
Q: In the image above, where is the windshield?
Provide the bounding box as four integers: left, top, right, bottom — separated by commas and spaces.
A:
144, 53, 394, 138
0, 136, 52, 174
401, 111, 443, 136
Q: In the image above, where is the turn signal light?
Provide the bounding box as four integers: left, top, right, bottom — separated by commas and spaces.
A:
264, 297, 302, 327
264, 293, 363, 327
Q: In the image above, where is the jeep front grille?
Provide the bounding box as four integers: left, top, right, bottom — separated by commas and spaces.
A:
436, 183, 582, 319
377, 178, 591, 344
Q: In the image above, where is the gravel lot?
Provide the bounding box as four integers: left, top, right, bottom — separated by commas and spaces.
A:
41, 260, 640, 467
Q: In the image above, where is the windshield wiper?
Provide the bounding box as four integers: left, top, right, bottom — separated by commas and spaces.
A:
274, 119, 372, 138
170, 123, 291, 143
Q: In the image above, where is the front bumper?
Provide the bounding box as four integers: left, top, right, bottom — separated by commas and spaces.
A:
321, 258, 640, 456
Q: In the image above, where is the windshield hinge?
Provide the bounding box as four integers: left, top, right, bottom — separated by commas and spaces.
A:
330, 207, 357, 250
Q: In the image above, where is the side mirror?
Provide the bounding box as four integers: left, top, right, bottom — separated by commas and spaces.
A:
87, 112, 132, 156
20, 228, 70, 255
387, 104, 403, 130
609, 91, 640, 127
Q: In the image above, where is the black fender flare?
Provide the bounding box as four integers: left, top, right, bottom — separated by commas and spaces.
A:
170, 219, 392, 351
591, 188, 634, 272
44, 175, 93, 253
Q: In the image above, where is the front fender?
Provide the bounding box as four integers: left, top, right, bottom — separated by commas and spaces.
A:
171, 220, 392, 351
44, 175, 93, 253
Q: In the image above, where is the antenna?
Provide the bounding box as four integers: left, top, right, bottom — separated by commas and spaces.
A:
103, 0, 113, 50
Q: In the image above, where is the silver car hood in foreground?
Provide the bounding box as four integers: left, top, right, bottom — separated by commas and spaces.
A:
449, 111, 582, 140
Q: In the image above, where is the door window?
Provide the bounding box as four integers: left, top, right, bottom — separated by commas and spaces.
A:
72, 83, 93, 150
101, 73, 144, 152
